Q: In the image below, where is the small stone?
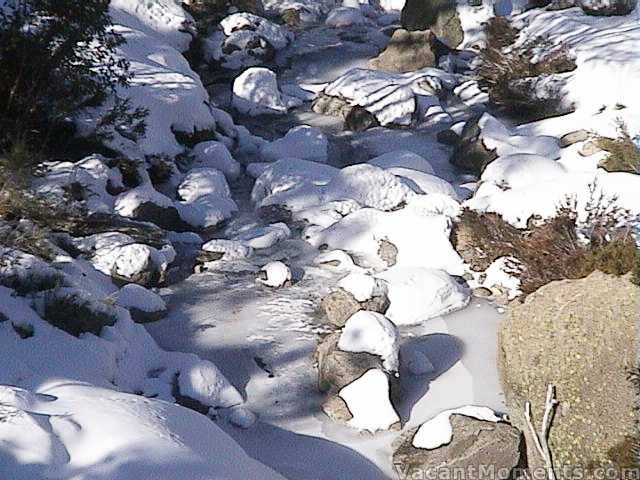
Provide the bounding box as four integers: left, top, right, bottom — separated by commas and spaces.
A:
559, 129, 589, 148
472, 287, 493, 298
578, 140, 603, 156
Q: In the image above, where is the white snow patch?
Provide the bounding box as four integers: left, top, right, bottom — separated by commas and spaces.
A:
192, 141, 242, 181
257, 261, 292, 288
260, 125, 329, 163
116, 283, 166, 313
233, 67, 302, 116
338, 272, 386, 302
338, 311, 399, 372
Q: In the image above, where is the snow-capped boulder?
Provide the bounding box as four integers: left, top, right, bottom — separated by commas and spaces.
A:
324, 164, 414, 211
115, 283, 167, 323
115, 184, 189, 231
233, 222, 291, 249
325, 7, 369, 27
338, 311, 399, 372
260, 125, 328, 163
579, 0, 636, 15
205, 13, 293, 69
338, 369, 400, 432
338, 272, 387, 302
321, 68, 457, 126
97, 242, 173, 287
377, 267, 470, 325
393, 407, 521, 477
391, 169, 460, 199
177, 168, 238, 229
368, 150, 435, 174
232, 67, 302, 115
202, 239, 253, 260
256, 261, 292, 287
294, 199, 362, 229
192, 141, 242, 181
480, 154, 567, 190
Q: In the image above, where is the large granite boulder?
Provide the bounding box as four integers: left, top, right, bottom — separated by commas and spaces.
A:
320, 288, 390, 327
400, 0, 464, 48
393, 414, 523, 478
369, 29, 438, 73
499, 272, 639, 474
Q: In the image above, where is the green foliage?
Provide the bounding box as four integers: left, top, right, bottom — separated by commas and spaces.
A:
0, 0, 146, 163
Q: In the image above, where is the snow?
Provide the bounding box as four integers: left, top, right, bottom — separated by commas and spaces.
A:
338, 272, 386, 302
338, 311, 399, 371
115, 184, 174, 217
391, 168, 460, 199
192, 141, 242, 181
325, 7, 369, 27
257, 261, 293, 287
177, 168, 238, 228
377, 267, 470, 326
0, 384, 283, 480
339, 369, 400, 432
116, 283, 166, 313
322, 68, 458, 126
480, 153, 567, 190
178, 361, 244, 408
368, 150, 435, 174
233, 67, 302, 116
482, 257, 522, 299
412, 406, 504, 450
202, 239, 253, 260
324, 164, 414, 211
260, 125, 329, 163
234, 223, 292, 249
221, 13, 292, 50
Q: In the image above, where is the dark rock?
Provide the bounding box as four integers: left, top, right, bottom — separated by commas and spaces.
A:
547, 0, 577, 9
450, 115, 498, 176
130, 202, 193, 232
579, 0, 636, 15
560, 129, 590, 147
393, 415, 523, 478
344, 106, 380, 132
437, 129, 461, 146
401, 0, 463, 48
129, 306, 167, 324
320, 288, 390, 328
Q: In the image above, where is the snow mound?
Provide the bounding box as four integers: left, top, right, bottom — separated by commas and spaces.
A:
339, 369, 400, 433
326, 6, 369, 27
295, 199, 362, 229
480, 153, 567, 190
478, 113, 560, 159
368, 150, 435, 174
192, 141, 242, 181
234, 222, 291, 249
391, 168, 460, 200
257, 261, 292, 287
233, 67, 302, 116
325, 164, 414, 211
115, 184, 174, 218
377, 267, 470, 325
338, 311, 399, 372
338, 272, 387, 302
0, 384, 283, 480
412, 406, 503, 450
116, 283, 166, 313
177, 168, 238, 228
260, 125, 329, 163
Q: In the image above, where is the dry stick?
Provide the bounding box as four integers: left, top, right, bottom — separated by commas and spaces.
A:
524, 384, 558, 480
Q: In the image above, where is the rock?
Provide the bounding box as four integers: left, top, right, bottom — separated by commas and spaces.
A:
256, 261, 292, 287
281, 8, 301, 27
320, 288, 390, 327
579, 140, 603, 156
393, 415, 523, 477
321, 395, 353, 423
450, 115, 498, 175
472, 287, 493, 298
400, 0, 463, 49
579, 0, 636, 15
344, 106, 380, 132
116, 283, 167, 323
378, 238, 398, 267
547, 0, 578, 9
316, 332, 400, 400
109, 244, 165, 287
436, 129, 460, 146
130, 201, 192, 232
311, 94, 352, 119
369, 29, 437, 73
232, 67, 301, 115
559, 129, 590, 147
499, 272, 639, 474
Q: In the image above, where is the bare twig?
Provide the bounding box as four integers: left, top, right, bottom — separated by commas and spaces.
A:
524, 384, 558, 480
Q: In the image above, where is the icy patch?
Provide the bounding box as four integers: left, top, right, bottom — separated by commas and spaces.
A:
412, 406, 503, 450
260, 125, 328, 164
368, 150, 435, 174
233, 67, 302, 116
377, 267, 470, 325
338, 311, 399, 372
339, 369, 399, 433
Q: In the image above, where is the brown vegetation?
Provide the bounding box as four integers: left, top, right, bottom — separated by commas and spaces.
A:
596, 121, 640, 174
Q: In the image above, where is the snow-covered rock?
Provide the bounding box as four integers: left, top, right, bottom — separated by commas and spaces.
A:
221, 13, 292, 49
192, 141, 242, 181
321, 68, 458, 126
260, 125, 329, 163
325, 6, 369, 27
368, 150, 435, 174
115, 283, 167, 323
177, 168, 238, 229
377, 267, 470, 325
338, 369, 400, 432
202, 239, 253, 260
391, 168, 460, 199
480, 153, 567, 190
256, 261, 292, 287
232, 67, 302, 115
412, 406, 504, 450
338, 272, 387, 302
115, 184, 175, 218
324, 164, 414, 211
234, 222, 291, 249
338, 311, 399, 372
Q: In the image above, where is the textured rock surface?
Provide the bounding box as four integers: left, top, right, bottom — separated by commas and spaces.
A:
499, 272, 639, 473
393, 415, 523, 477
369, 29, 437, 73
450, 115, 498, 175
400, 0, 463, 48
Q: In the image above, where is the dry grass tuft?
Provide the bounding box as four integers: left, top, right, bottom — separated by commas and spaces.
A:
596, 121, 640, 174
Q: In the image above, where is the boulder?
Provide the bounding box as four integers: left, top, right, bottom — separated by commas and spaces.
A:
320, 288, 390, 327
311, 93, 352, 119
559, 129, 590, 147
400, 0, 464, 49
344, 106, 380, 132
369, 29, 437, 73
579, 0, 636, 15
129, 201, 192, 232
499, 272, 639, 474
450, 115, 498, 175
393, 415, 523, 477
